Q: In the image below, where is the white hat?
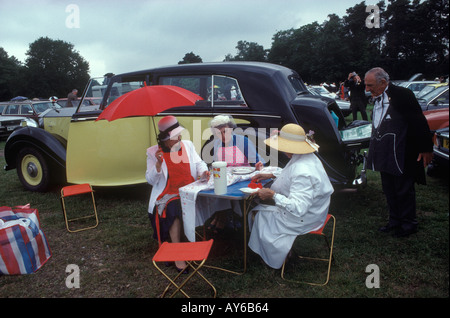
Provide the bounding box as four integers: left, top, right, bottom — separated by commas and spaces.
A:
157, 116, 184, 141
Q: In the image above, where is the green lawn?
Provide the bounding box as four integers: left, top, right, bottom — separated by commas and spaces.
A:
0, 140, 448, 299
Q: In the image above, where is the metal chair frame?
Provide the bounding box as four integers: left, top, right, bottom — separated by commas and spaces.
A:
152, 239, 217, 298
60, 183, 99, 233
281, 214, 336, 286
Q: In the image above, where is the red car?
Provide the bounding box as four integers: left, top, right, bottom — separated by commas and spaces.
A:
424, 108, 449, 132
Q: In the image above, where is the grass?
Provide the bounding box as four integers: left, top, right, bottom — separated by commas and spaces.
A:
0, 135, 448, 299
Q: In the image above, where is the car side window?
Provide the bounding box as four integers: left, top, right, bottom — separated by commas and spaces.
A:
0, 104, 5, 114
436, 90, 449, 104
20, 104, 33, 115
159, 75, 247, 107
5, 105, 19, 114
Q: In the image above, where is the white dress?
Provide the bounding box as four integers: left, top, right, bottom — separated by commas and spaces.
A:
248, 153, 334, 269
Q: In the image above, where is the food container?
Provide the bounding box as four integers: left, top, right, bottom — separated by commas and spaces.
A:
212, 161, 227, 195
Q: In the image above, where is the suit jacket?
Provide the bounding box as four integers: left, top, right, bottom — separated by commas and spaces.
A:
367, 84, 433, 183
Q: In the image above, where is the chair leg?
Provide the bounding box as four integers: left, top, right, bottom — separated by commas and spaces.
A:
281, 215, 335, 286
153, 259, 217, 298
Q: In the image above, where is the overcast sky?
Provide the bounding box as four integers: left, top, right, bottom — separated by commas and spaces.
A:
1, 0, 364, 77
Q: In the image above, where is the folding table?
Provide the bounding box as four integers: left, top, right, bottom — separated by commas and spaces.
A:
196, 179, 268, 275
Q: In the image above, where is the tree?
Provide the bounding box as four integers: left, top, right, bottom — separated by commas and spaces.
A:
24, 37, 90, 98
0, 47, 25, 100
224, 41, 268, 62
178, 52, 203, 64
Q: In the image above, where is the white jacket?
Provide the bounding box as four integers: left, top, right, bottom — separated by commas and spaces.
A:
248, 153, 334, 269
145, 140, 208, 214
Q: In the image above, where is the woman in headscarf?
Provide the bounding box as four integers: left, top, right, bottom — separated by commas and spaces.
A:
208, 115, 264, 232
248, 123, 334, 269
145, 115, 209, 271
210, 115, 264, 169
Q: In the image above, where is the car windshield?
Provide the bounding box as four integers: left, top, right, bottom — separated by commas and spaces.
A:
418, 86, 448, 103
34, 102, 60, 114
289, 76, 308, 95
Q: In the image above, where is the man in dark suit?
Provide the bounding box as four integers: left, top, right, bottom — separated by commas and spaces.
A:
344, 72, 368, 121
364, 67, 433, 238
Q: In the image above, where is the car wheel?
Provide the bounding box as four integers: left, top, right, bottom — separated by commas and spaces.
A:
16, 147, 51, 192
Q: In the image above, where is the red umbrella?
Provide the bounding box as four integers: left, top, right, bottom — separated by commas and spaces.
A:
96, 85, 203, 121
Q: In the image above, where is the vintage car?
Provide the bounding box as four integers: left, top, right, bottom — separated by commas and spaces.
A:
427, 127, 449, 177
4, 62, 371, 192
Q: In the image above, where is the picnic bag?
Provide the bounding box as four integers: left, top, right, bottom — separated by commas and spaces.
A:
0, 206, 52, 275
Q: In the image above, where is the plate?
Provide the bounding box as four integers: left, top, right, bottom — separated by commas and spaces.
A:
239, 187, 258, 194
233, 167, 255, 175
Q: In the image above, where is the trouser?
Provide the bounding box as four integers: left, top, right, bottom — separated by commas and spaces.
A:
380, 171, 418, 231
351, 100, 368, 121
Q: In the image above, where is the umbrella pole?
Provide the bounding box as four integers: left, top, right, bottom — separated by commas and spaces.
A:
152, 116, 159, 146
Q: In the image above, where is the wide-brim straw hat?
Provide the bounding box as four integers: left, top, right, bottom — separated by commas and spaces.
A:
264, 123, 319, 154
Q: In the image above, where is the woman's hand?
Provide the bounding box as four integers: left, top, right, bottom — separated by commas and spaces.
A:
155, 148, 164, 172
251, 173, 273, 183
256, 188, 275, 200
199, 170, 211, 182
255, 161, 263, 170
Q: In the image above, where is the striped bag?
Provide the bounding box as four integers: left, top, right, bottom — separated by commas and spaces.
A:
0, 206, 52, 275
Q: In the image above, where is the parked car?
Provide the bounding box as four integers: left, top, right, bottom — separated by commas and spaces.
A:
417, 85, 449, 111
0, 99, 60, 123
307, 86, 351, 117
424, 108, 449, 132
399, 80, 439, 96
0, 115, 38, 140
417, 83, 448, 98
427, 127, 449, 177
4, 62, 370, 192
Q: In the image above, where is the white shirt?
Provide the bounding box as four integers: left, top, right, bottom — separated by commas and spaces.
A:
373, 88, 390, 128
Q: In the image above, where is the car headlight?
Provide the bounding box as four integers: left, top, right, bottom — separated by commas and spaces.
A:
21, 118, 38, 128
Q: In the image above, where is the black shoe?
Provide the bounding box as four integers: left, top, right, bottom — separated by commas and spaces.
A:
392, 227, 417, 238
378, 224, 399, 233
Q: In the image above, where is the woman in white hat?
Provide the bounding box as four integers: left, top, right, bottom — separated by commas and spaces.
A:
248, 123, 334, 269
145, 115, 210, 272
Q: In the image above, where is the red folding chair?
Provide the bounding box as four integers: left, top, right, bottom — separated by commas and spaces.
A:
152, 239, 217, 298
60, 183, 99, 233
281, 214, 336, 286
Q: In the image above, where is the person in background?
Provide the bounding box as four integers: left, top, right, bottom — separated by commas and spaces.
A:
345, 72, 368, 121
145, 115, 210, 271
248, 123, 334, 269
67, 89, 78, 107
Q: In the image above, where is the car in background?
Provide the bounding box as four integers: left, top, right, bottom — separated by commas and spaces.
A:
424, 108, 449, 132
399, 80, 438, 96
307, 86, 351, 117
0, 115, 38, 140
4, 62, 370, 192
57, 97, 102, 108
0, 99, 60, 123
427, 127, 449, 177
418, 85, 449, 111
417, 83, 448, 98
